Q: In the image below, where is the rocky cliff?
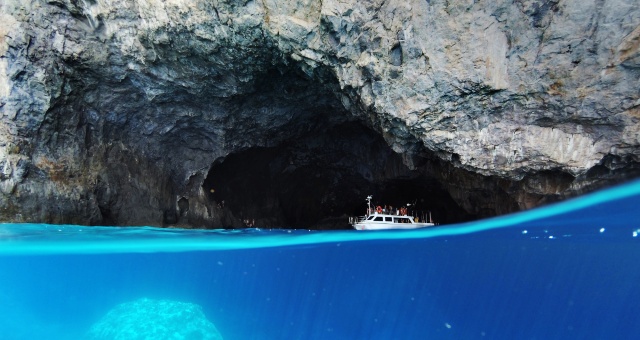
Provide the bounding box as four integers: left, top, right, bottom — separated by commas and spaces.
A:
1, 0, 639, 228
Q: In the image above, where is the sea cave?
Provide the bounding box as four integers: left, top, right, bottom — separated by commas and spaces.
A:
1, 0, 639, 229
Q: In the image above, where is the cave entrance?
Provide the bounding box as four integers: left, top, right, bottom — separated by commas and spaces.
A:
202, 122, 475, 229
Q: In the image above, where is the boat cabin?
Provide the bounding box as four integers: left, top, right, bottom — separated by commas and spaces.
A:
365, 214, 415, 224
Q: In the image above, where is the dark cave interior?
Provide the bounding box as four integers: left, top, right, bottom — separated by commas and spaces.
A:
202, 122, 477, 229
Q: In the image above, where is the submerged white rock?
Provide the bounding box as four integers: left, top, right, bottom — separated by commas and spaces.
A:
87, 298, 223, 340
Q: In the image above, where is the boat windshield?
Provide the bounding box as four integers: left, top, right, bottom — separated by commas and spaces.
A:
367, 216, 375, 220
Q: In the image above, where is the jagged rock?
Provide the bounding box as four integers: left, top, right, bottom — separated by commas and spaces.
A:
0, 0, 639, 227
86, 298, 223, 340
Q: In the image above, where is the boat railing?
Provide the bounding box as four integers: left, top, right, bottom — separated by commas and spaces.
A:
348, 216, 368, 224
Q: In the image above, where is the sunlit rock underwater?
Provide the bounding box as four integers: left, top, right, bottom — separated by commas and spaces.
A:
86, 298, 223, 340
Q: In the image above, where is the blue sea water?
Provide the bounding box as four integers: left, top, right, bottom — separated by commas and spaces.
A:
1, 180, 640, 339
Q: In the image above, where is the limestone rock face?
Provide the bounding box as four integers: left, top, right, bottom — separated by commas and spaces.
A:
1, 0, 639, 227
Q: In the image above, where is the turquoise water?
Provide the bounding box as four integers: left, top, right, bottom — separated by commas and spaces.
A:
1, 180, 640, 339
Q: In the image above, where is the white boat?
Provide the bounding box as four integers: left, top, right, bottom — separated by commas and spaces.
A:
350, 196, 435, 230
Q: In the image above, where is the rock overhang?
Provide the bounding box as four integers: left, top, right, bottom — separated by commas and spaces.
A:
0, 0, 639, 227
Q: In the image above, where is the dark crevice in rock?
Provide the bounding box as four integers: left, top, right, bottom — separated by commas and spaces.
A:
572, 154, 640, 195
390, 43, 403, 66
178, 197, 189, 217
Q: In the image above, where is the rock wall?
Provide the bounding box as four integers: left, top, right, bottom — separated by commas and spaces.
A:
1, 0, 639, 227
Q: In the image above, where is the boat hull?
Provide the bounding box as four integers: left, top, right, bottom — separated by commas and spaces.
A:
352, 222, 434, 230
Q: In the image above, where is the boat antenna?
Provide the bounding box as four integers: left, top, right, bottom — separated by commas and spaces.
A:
366, 195, 373, 215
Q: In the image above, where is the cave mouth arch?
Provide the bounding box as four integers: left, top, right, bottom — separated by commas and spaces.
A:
201, 121, 476, 229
